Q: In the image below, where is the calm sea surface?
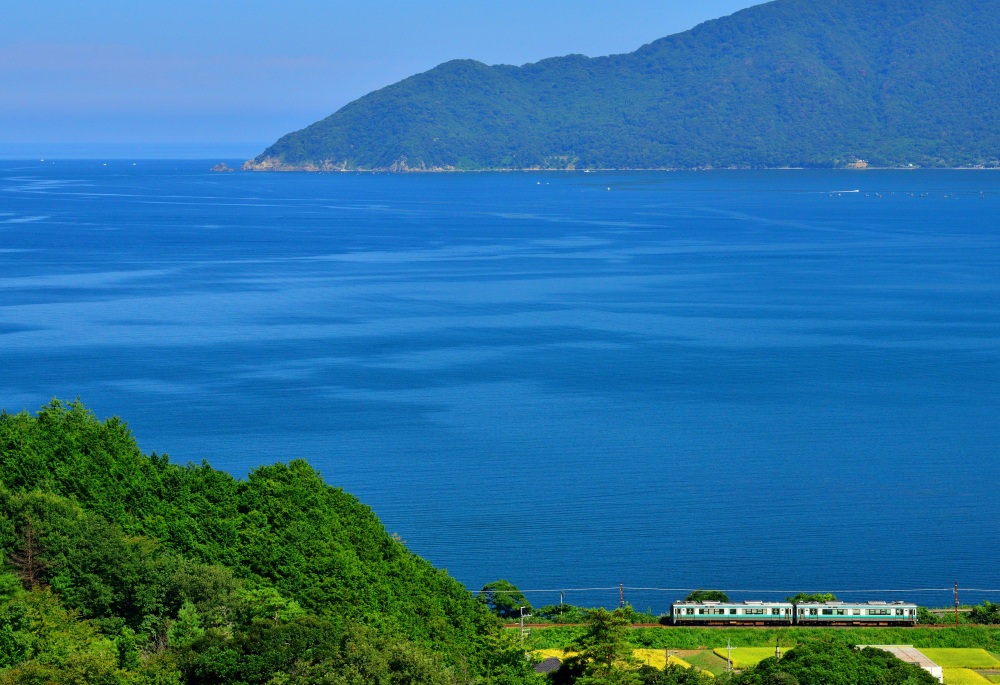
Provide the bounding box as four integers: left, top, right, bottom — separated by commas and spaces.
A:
1, 161, 997, 611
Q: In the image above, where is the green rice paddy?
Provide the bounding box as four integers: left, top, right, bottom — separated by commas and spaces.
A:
526, 626, 1000, 651
943, 669, 993, 685
921, 650, 1000, 669
711, 647, 779, 668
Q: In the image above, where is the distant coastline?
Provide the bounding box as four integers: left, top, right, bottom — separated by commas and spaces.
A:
245, 0, 1000, 176
235, 159, 1000, 173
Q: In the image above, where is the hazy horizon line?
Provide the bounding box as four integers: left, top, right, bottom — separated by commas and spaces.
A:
0, 141, 267, 160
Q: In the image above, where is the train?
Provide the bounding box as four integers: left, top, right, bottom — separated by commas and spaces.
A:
670, 600, 918, 626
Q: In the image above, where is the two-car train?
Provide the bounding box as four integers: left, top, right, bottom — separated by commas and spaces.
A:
670, 600, 918, 626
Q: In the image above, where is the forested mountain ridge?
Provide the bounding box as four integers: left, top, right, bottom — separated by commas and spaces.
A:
247, 0, 1000, 171
0, 400, 541, 684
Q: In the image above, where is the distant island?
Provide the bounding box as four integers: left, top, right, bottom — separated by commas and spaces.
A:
245, 0, 1000, 172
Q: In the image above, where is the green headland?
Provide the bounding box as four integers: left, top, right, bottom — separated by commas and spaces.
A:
247, 0, 1000, 172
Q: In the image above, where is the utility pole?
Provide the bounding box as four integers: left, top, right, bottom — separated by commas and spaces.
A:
560, 591, 564, 607
775, 636, 781, 661
519, 606, 526, 643
727, 640, 732, 673
619, 583, 625, 609
954, 582, 960, 628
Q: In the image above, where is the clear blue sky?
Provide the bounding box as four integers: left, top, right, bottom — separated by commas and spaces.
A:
1, 1, 763, 155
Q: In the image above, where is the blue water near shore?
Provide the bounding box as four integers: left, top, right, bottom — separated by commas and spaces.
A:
1, 160, 997, 611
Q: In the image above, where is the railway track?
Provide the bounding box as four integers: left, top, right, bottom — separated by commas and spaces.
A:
505, 623, 981, 629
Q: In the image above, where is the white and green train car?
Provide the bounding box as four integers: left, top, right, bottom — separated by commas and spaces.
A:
671, 600, 794, 626
795, 601, 918, 626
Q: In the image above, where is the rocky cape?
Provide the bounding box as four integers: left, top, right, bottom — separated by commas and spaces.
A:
246, 0, 1000, 172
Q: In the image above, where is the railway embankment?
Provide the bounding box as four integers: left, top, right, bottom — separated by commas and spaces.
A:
523, 625, 1000, 653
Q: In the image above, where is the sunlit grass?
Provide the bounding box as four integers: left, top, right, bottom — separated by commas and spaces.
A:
533, 649, 702, 673
712, 647, 780, 668
684, 650, 732, 676
943, 668, 993, 685
632, 650, 698, 670
921, 650, 1000, 669
534, 648, 576, 661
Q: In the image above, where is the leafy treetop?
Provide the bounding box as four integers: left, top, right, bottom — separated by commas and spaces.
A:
731, 639, 940, 685
478, 579, 533, 619
683, 590, 730, 603
785, 593, 838, 604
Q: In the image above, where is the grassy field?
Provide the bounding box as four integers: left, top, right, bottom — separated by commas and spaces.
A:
684, 650, 731, 676
530, 644, 1000, 681
920, 650, 1000, 669
700, 646, 1000, 671
943, 669, 993, 685
527, 626, 1000, 651
711, 647, 779, 669
632, 651, 698, 671
534, 648, 576, 662
532, 649, 697, 671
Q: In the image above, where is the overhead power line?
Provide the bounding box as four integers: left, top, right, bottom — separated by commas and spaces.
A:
475, 586, 1000, 595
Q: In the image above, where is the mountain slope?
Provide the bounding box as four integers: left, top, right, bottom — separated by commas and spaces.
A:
0, 400, 540, 684
247, 0, 1000, 171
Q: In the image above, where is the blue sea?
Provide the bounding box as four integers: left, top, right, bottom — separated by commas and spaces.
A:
1, 160, 997, 612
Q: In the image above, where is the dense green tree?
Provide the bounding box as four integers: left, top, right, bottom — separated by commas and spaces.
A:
784, 594, 837, 604
683, 591, 729, 603
534, 604, 584, 623
569, 606, 641, 685
969, 602, 1000, 625
115, 627, 141, 670
916, 607, 939, 625
638, 664, 715, 685
169, 602, 205, 649
478, 580, 533, 620
0, 400, 543, 685
732, 639, 938, 685
0, 588, 129, 685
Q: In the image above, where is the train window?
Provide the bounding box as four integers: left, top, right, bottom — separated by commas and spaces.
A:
773, 609, 781, 615
896, 609, 904, 616
730, 609, 737, 615
853, 609, 861, 615
809, 609, 817, 616
822, 609, 833, 615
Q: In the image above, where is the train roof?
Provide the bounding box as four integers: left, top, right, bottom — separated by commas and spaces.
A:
795, 600, 915, 606
672, 600, 792, 606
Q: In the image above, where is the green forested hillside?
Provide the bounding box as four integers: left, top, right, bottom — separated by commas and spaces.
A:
248, 0, 1000, 171
0, 400, 540, 684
